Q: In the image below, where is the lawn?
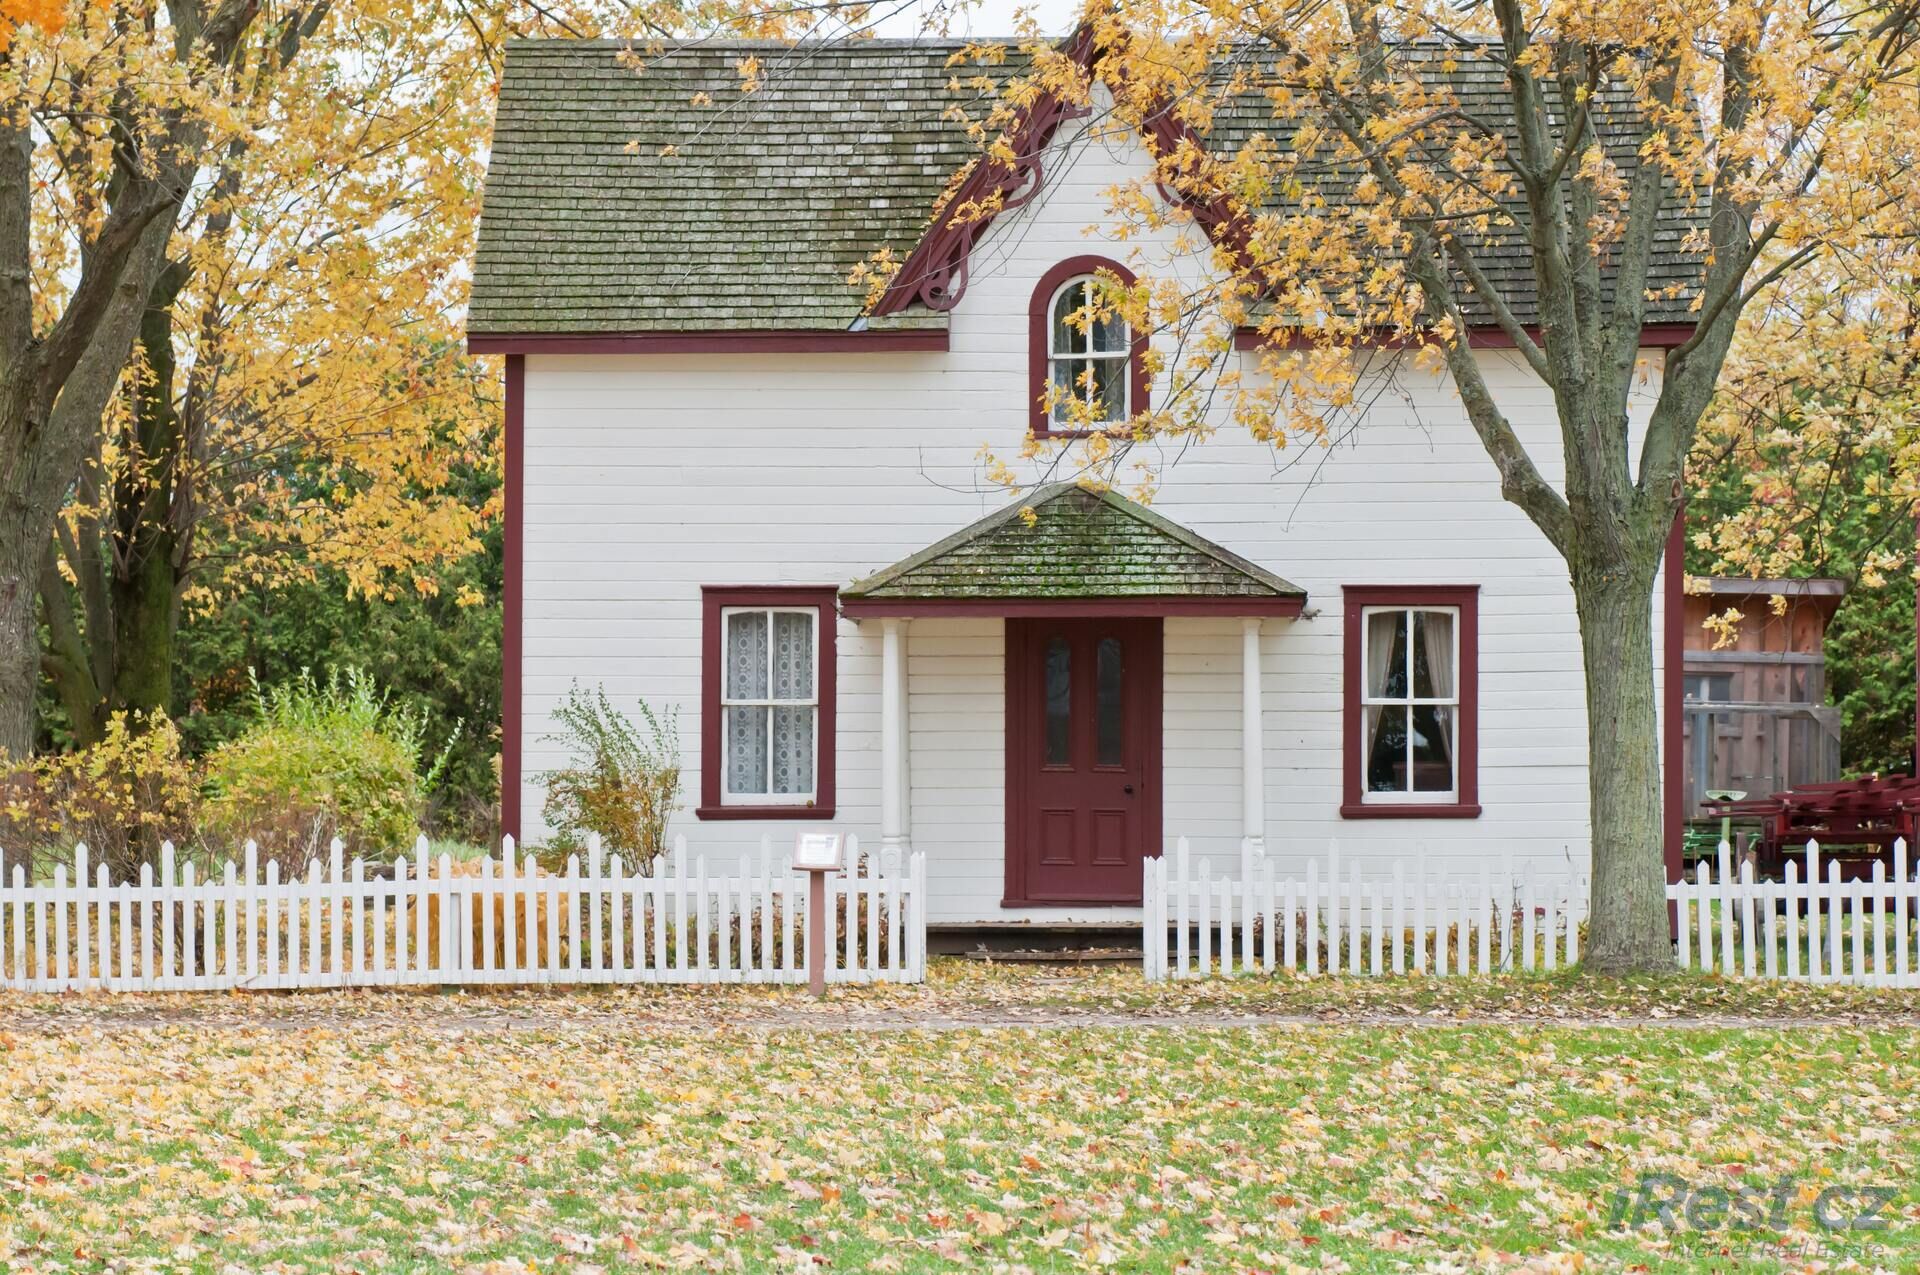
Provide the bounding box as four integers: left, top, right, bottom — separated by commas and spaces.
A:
2, 966, 1917, 1272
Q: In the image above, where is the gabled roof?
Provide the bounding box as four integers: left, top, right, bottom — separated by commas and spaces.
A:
470, 36, 1706, 340
839, 484, 1306, 614
470, 39, 1004, 337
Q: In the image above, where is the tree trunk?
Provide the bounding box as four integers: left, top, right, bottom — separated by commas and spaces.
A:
1572, 550, 1674, 973
107, 273, 187, 721
0, 490, 39, 757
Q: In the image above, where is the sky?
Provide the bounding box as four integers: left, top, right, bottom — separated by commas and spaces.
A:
865, 0, 1083, 39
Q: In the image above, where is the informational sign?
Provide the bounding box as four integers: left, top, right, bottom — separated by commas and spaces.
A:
793, 831, 844, 872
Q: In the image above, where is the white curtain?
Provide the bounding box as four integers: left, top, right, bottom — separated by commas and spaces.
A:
771, 613, 814, 795
725, 613, 769, 794
1364, 610, 1402, 777
1419, 609, 1455, 700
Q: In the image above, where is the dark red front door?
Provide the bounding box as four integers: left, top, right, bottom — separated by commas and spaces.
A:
1005, 618, 1163, 904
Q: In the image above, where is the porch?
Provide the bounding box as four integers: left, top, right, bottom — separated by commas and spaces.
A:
839, 484, 1306, 920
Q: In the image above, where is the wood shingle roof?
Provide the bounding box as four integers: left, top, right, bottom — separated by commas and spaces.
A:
470, 37, 1706, 337
839, 485, 1307, 609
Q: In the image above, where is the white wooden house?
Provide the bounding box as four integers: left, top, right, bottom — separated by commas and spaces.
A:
467, 36, 1692, 927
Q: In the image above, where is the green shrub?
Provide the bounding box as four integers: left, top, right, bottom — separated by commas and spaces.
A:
539, 685, 681, 867
202, 668, 455, 866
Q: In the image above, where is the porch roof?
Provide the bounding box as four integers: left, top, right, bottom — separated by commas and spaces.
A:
839, 484, 1306, 617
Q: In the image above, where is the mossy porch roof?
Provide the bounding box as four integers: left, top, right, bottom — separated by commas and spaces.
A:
840, 485, 1305, 603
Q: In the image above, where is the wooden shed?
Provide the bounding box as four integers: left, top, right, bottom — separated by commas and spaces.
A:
1681, 578, 1845, 819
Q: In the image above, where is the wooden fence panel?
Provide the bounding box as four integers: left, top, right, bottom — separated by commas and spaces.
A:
0, 834, 926, 992
1152, 836, 1920, 986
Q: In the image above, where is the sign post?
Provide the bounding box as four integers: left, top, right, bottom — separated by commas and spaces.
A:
792, 832, 844, 997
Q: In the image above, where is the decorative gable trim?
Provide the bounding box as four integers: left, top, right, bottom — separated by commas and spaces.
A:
869, 27, 1251, 319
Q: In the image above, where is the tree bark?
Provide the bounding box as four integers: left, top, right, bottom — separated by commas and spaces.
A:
1570, 546, 1674, 973
0, 216, 173, 753
0, 0, 262, 756
0, 488, 40, 758
107, 267, 189, 721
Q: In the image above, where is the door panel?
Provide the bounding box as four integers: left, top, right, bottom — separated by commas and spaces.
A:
1005, 618, 1162, 904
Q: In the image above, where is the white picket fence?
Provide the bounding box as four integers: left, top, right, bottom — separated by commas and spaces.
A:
0, 834, 926, 992
1673, 838, 1920, 986
1145, 837, 1920, 985
1144, 839, 1589, 981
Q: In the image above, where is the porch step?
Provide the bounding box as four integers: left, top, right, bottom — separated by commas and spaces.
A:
958, 946, 1141, 966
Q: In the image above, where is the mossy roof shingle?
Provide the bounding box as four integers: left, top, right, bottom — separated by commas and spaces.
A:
471, 39, 997, 335
470, 38, 1705, 335
840, 485, 1306, 602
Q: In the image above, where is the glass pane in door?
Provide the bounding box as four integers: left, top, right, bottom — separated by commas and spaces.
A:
1044, 638, 1071, 765
1096, 637, 1124, 766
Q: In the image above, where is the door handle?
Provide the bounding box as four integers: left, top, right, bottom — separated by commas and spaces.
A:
1124, 784, 1136, 796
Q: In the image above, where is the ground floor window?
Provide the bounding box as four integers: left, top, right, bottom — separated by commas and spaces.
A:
698, 586, 837, 819
1341, 585, 1480, 818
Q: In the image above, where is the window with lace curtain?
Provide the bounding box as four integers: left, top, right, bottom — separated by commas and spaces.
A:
698, 586, 836, 819
1341, 586, 1480, 818
722, 607, 818, 802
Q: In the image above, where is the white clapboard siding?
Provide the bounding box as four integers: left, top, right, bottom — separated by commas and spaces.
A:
1667, 839, 1920, 987
0, 835, 925, 992
1144, 838, 1588, 980
1147, 836, 1920, 985
514, 103, 1670, 928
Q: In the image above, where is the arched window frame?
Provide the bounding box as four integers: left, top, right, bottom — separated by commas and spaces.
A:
1028, 256, 1149, 438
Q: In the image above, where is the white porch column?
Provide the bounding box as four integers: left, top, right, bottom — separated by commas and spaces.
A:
1241, 617, 1266, 858
880, 617, 910, 854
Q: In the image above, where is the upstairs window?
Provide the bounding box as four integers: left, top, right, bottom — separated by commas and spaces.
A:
1028, 256, 1147, 438
1047, 276, 1131, 427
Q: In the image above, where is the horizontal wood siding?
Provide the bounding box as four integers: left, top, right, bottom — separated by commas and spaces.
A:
516, 112, 1669, 922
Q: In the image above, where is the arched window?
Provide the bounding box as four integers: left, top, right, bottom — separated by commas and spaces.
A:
1028, 256, 1147, 437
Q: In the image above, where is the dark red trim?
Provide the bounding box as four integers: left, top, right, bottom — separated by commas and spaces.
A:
1028, 256, 1151, 439
468, 330, 947, 356
697, 586, 838, 821
1664, 516, 1685, 886
1340, 585, 1480, 819
871, 26, 1254, 321
1340, 802, 1484, 820
501, 354, 524, 842
1137, 104, 1256, 265
871, 27, 1099, 317
1235, 322, 1697, 352
840, 595, 1304, 618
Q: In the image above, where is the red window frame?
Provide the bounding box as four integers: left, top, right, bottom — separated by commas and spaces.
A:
1341, 585, 1481, 819
1028, 255, 1150, 439
697, 585, 838, 820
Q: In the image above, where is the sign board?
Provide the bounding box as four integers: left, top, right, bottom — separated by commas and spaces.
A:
793, 831, 844, 872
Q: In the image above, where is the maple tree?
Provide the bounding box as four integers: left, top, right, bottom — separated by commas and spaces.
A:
1688, 260, 1920, 771
28, 0, 511, 746
0, 0, 269, 759
6, 0, 929, 754
965, 0, 1920, 970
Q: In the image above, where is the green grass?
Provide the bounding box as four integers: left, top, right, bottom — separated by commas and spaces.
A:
2, 992, 1917, 1270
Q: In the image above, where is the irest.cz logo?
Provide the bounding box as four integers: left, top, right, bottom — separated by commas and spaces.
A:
1605, 1174, 1901, 1233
